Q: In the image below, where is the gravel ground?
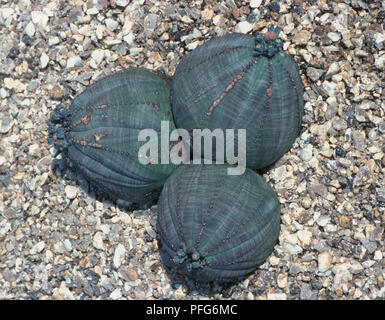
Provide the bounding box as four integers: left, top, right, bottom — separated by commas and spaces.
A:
0, 0, 384, 300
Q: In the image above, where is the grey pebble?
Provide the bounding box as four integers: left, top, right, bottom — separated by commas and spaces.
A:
306, 67, 325, 82
66, 56, 82, 68
0, 114, 13, 133
300, 283, 317, 300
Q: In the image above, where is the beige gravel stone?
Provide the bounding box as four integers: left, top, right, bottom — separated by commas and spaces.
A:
64, 186, 78, 200
201, 8, 214, 21
31, 11, 48, 26
235, 21, 253, 34
31, 241, 45, 254
267, 293, 287, 300
250, 0, 262, 9
318, 252, 332, 272
40, 53, 49, 69
93, 231, 105, 250
277, 274, 288, 288
294, 30, 311, 45
25, 21, 35, 37
123, 267, 139, 281
113, 244, 126, 268
297, 230, 312, 246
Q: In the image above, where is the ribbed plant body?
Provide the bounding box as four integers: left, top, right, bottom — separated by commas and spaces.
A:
157, 164, 280, 282
171, 27, 304, 169
48, 68, 177, 203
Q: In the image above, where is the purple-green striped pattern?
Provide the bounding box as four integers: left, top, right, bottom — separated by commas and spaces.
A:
171, 32, 304, 169
157, 164, 280, 282
49, 68, 177, 203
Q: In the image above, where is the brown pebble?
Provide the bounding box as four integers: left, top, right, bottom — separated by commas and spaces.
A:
18, 156, 28, 165
239, 6, 250, 16
123, 267, 139, 281
336, 193, 345, 203
79, 256, 91, 268
294, 30, 312, 45
339, 215, 351, 228
22, 60, 28, 73
378, 275, 384, 288
367, 53, 374, 65
49, 84, 64, 100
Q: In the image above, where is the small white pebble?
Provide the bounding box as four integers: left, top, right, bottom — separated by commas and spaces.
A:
110, 288, 122, 300
93, 232, 105, 250
25, 21, 35, 37
66, 56, 82, 69
250, 0, 262, 8
318, 251, 332, 272
113, 244, 126, 268
31, 241, 45, 254
65, 185, 78, 199
235, 21, 253, 34
40, 53, 49, 69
